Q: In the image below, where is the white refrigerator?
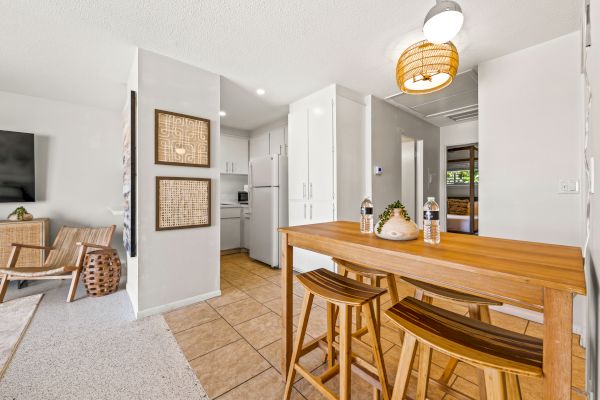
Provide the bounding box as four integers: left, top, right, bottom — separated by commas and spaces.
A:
249, 155, 288, 267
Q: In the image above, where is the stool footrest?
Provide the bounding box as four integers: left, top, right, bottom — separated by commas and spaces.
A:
295, 364, 337, 400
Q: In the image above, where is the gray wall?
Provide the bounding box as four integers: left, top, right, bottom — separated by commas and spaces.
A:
369, 96, 440, 219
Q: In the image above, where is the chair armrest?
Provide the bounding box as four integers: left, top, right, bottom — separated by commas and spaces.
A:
10, 243, 54, 251
75, 242, 113, 250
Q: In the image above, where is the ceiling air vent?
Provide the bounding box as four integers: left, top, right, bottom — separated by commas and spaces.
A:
386, 69, 478, 127
448, 109, 478, 122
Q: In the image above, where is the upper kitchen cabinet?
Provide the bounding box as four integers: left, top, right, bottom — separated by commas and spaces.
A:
269, 127, 287, 155
249, 125, 288, 161
249, 133, 269, 161
221, 135, 249, 174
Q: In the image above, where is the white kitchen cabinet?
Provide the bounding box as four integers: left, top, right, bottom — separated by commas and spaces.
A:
249, 134, 269, 161
242, 212, 251, 249
221, 207, 242, 250
288, 112, 309, 202
250, 126, 287, 161
287, 84, 365, 272
269, 127, 287, 155
221, 135, 249, 174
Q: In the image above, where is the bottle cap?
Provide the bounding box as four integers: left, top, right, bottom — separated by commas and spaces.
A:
427, 197, 435, 201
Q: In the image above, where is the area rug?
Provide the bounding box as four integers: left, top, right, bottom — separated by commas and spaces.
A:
0, 293, 43, 379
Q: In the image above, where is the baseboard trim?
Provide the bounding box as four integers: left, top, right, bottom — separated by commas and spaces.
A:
491, 304, 585, 341
135, 290, 222, 319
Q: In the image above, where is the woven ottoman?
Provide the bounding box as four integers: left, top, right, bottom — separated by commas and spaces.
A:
82, 249, 121, 297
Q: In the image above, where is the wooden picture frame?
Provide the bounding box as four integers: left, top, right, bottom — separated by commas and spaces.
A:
156, 177, 211, 231
155, 109, 211, 167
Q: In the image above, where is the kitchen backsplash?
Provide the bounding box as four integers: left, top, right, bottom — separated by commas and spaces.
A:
221, 174, 248, 202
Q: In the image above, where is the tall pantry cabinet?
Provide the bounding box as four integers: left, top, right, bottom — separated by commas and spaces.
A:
288, 85, 366, 272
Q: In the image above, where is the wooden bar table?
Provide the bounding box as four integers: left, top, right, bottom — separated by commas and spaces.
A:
279, 221, 586, 399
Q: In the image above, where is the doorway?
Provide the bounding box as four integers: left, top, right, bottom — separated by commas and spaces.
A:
401, 135, 424, 227
445, 144, 478, 234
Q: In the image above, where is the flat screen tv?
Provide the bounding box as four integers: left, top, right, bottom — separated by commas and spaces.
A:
0, 130, 35, 202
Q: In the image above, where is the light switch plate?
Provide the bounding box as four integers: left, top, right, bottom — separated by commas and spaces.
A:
558, 179, 580, 194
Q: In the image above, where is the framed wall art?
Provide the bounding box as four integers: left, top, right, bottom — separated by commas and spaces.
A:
156, 177, 211, 231
123, 91, 137, 256
155, 109, 210, 167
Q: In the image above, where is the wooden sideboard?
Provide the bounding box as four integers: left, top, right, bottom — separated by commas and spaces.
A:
0, 219, 49, 268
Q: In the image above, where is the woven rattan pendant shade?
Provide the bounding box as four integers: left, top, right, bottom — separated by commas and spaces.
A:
396, 40, 459, 94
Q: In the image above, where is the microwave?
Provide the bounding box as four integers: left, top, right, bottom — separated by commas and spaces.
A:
237, 191, 248, 203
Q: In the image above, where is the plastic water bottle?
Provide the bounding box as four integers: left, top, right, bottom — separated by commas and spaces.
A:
360, 198, 373, 233
423, 197, 440, 244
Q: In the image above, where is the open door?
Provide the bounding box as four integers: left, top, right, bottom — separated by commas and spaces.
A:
401, 135, 424, 226
446, 144, 478, 234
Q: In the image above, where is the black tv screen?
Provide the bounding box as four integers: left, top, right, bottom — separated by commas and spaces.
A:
0, 131, 35, 202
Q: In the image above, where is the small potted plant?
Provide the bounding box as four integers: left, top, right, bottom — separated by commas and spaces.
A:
375, 200, 418, 241
7, 206, 33, 221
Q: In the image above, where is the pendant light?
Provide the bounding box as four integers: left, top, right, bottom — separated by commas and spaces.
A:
423, 0, 464, 44
396, 40, 459, 94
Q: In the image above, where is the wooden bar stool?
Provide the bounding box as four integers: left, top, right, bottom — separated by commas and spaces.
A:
401, 276, 505, 398
333, 258, 400, 331
385, 297, 542, 400
283, 268, 391, 400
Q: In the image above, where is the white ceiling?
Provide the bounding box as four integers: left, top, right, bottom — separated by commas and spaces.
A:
0, 1, 581, 129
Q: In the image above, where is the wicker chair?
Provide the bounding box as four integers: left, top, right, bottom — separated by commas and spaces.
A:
0, 225, 116, 303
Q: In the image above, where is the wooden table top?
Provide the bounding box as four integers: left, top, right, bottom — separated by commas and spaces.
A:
280, 221, 586, 295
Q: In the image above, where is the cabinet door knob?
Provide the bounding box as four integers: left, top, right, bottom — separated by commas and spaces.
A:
304, 203, 307, 219
309, 183, 313, 199
310, 204, 313, 220
303, 183, 306, 199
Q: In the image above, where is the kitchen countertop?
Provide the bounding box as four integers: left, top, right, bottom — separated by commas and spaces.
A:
220, 202, 249, 208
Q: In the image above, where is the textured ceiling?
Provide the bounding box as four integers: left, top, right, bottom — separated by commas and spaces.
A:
0, 0, 581, 129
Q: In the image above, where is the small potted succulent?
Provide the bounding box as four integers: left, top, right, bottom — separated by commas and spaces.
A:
375, 200, 418, 241
7, 206, 33, 221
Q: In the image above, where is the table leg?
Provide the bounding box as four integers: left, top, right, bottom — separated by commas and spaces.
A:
543, 288, 573, 399
281, 233, 294, 377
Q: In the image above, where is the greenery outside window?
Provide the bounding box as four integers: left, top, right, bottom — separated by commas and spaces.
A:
447, 170, 479, 185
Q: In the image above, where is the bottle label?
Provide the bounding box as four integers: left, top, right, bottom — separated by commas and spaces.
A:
361, 207, 373, 215
423, 211, 439, 221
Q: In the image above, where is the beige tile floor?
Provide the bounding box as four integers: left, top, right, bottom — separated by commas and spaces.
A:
164, 253, 588, 400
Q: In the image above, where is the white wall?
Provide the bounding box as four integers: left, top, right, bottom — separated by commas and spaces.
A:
479, 32, 585, 334
0, 91, 123, 251
369, 96, 440, 218
132, 49, 221, 318
439, 120, 479, 231
479, 32, 583, 246
585, 0, 600, 394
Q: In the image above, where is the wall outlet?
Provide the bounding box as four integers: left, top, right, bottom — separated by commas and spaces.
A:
558, 179, 580, 194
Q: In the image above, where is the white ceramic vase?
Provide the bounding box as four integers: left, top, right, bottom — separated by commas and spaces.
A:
375, 208, 419, 241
